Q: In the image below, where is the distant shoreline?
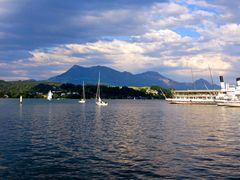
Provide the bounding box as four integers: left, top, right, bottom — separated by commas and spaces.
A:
0, 80, 171, 99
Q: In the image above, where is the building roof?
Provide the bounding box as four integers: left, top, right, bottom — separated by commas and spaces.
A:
173, 89, 221, 93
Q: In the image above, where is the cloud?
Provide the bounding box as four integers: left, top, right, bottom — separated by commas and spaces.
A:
0, 0, 168, 51
9, 28, 231, 81
1, 0, 240, 82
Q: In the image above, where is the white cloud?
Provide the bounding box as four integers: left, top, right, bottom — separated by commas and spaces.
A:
133, 29, 189, 42
152, 2, 188, 15
21, 27, 233, 79
217, 24, 240, 41
66, 40, 144, 55
2, 0, 240, 81
29, 50, 84, 65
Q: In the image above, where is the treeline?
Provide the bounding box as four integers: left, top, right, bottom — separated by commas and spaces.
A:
0, 80, 172, 99
0, 80, 60, 98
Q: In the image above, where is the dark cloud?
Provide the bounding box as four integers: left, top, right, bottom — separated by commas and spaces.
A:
0, 0, 168, 52
222, 44, 240, 56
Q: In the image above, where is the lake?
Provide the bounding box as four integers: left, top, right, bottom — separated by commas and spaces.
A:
0, 99, 239, 179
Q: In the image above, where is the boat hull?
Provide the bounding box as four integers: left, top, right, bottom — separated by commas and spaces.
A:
166, 98, 216, 105
227, 103, 240, 107
79, 99, 86, 104
217, 101, 240, 107
96, 101, 108, 106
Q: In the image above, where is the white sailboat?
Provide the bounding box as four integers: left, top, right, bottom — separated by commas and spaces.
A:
20, 96, 23, 104
79, 81, 86, 104
47, 90, 53, 101
96, 73, 108, 106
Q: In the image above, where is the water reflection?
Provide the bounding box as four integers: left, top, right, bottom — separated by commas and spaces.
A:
0, 99, 239, 179
19, 104, 22, 120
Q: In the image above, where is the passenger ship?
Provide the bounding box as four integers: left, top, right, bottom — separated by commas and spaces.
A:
166, 89, 219, 105
215, 77, 240, 107
166, 76, 240, 106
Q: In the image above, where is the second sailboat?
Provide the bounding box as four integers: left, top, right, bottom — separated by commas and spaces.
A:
79, 81, 86, 103
96, 73, 108, 106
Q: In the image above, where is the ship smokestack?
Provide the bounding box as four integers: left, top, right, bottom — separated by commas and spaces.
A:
219, 76, 225, 90
236, 77, 240, 86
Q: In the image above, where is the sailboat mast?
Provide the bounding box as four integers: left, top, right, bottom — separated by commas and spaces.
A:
96, 72, 100, 100
191, 68, 195, 90
208, 65, 214, 89
98, 72, 100, 99
82, 81, 85, 99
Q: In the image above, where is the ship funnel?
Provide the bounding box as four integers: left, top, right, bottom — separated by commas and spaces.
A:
236, 77, 240, 86
219, 76, 225, 90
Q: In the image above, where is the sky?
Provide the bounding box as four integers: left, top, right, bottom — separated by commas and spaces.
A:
0, 0, 240, 83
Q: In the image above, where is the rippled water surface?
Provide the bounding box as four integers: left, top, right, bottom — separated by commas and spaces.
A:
0, 99, 240, 179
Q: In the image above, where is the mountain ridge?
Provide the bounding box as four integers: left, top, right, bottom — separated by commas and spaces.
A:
49, 65, 220, 90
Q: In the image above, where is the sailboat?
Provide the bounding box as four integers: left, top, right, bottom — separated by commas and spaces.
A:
96, 73, 108, 106
20, 96, 23, 104
47, 90, 53, 101
79, 81, 86, 103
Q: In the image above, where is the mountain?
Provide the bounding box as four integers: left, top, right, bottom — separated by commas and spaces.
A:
192, 78, 219, 90
48, 65, 220, 90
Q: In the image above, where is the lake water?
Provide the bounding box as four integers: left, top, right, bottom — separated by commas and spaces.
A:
0, 99, 239, 179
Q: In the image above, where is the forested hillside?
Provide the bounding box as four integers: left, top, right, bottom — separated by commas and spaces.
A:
0, 80, 172, 99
